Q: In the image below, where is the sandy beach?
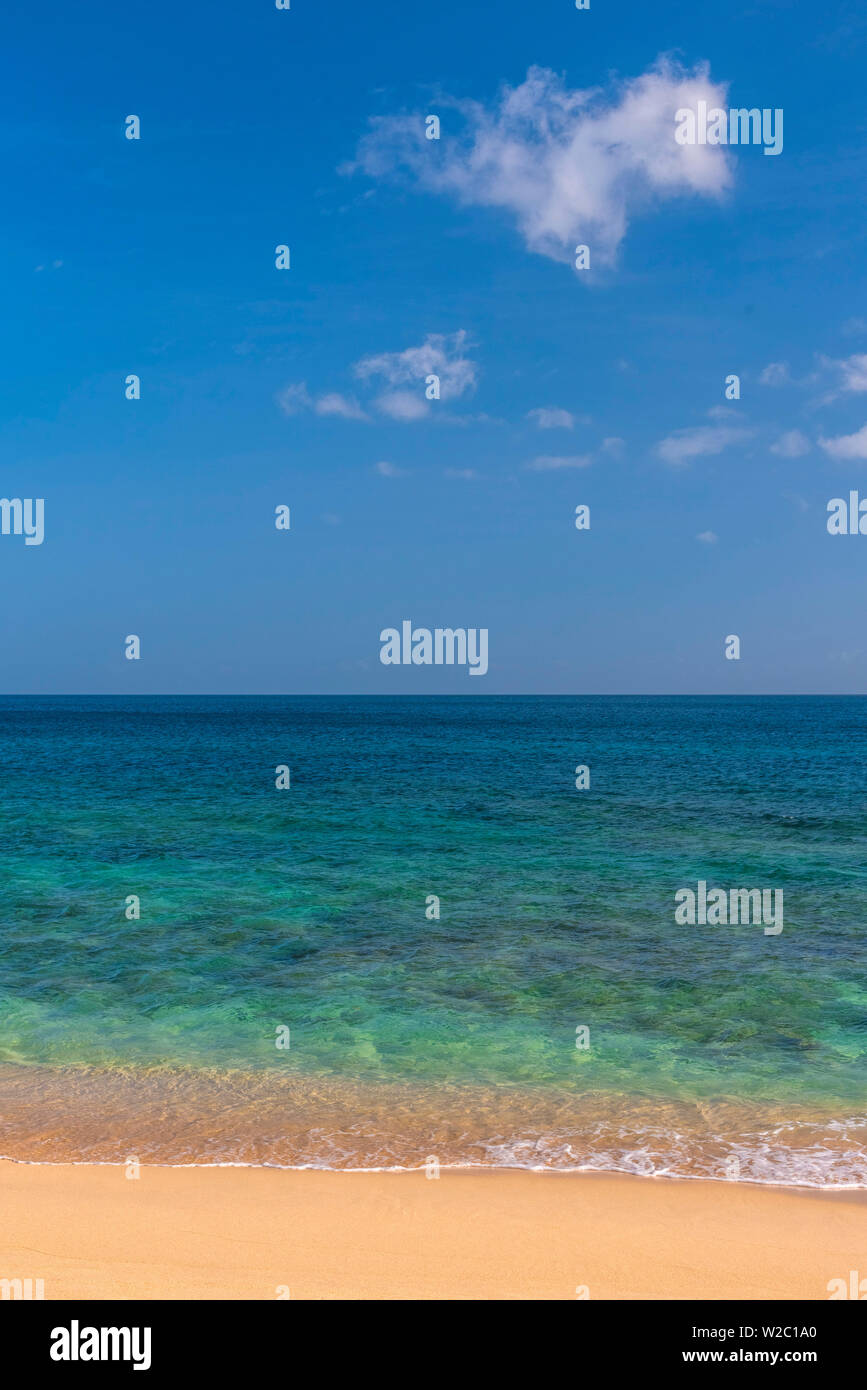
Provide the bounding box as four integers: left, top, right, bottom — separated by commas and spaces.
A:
1, 1160, 864, 1300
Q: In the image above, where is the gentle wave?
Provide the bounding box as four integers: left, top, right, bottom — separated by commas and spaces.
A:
1, 1063, 864, 1188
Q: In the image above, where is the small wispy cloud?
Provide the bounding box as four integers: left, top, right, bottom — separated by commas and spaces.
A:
378, 390, 431, 421
759, 362, 791, 386
276, 383, 313, 415
656, 424, 750, 467
526, 454, 593, 471
697, 530, 718, 543
818, 423, 867, 459
759, 353, 867, 406
276, 382, 370, 421
373, 460, 407, 477
770, 429, 810, 457
527, 407, 575, 430
820, 352, 867, 396
316, 392, 369, 421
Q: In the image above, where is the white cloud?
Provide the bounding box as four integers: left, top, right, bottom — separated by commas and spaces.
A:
842, 357, 867, 391
374, 460, 406, 476
759, 362, 791, 387
818, 424, 867, 459
770, 429, 810, 458
276, 382, 313, 415
602, 436, 625, 454
822, 353, 867, 395
527, 406, 574, 429
354, 330, 477, 404
526, 454, 593, 471
315, 392, 369, 421
697, 530, 718, 544
277, 331, 476, 425
445, 467, 478, 478
277, 382, 370, 421
373, 390, 429, 421
348, 60, 733, 267
656, 424, 750, 466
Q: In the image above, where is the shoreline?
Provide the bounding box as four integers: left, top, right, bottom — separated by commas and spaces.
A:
2, 1063, 864, 1186
2, 1159, 865, 1300
2, 1151, 867, 1191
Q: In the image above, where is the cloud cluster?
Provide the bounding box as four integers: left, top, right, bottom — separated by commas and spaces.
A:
347, 60, 733, 266
276, 331, 476, 424
354, 330, 476, 420
757, 353, 867, 455
276, 382, 369, 421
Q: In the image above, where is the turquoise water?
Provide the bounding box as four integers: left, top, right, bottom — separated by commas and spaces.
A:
1, 696, 865, 1181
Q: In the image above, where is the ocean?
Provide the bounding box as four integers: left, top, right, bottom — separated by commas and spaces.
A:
1, 695, 865, 1184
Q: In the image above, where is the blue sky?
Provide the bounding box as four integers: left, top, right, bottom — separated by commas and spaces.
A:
2, 0, 867, 692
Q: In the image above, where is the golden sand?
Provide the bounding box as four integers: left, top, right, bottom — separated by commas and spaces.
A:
2, 1160, 865, 1300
